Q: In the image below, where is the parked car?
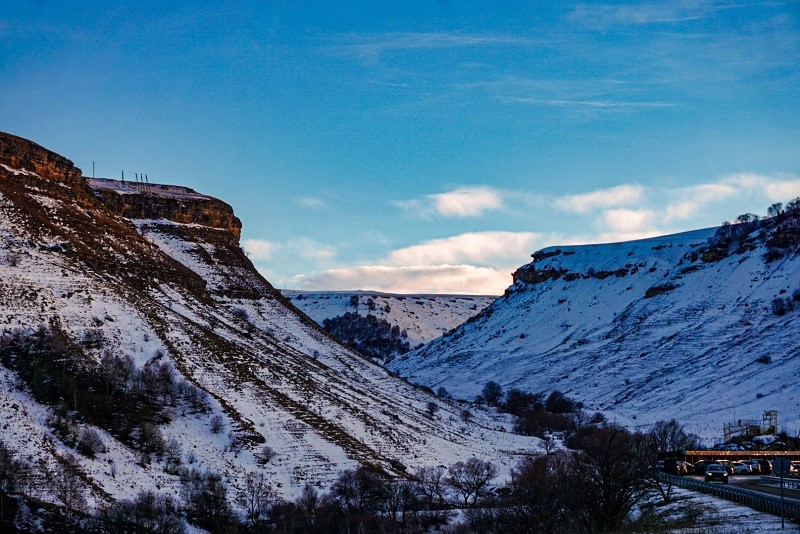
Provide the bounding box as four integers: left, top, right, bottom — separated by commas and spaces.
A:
731, 462, 751, 475
756, 459, 772, 474
705, 464, 729, 484
742, 460, 761, 474
677, 461, 694, 475
716, 460, 735, 474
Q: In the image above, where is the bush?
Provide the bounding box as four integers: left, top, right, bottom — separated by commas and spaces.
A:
772, 298, 788, 316
77, 428, 106, 458
545, 390, 579, 414
209, 415, 224, 434
501, 389, 543, 415
481, 381, 503, 407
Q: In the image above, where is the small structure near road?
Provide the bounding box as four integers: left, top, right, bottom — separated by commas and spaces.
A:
723, 410, 778, 442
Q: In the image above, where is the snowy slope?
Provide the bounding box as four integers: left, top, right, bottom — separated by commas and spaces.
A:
281, 290, 494, 348
389, 223, 800, 439
0, 133, 539, 514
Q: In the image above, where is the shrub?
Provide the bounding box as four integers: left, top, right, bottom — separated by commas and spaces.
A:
77, 428, 106, 458
545, 391, 578, 414
426, 402, 439, 419
755, 354, 772, 364
481, 381, 503, 407
772, 298, 788, 316
209, 415, 224, 434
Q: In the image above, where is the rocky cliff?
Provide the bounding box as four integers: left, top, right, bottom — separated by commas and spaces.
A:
87, 178, 242, 241
0, 131, 82, 185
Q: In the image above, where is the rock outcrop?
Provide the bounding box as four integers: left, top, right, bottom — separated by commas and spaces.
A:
88, 178, 242, 241
0, 131, 83, 184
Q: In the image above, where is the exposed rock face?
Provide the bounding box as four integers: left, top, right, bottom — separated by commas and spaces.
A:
0, 131, 83, 184
88, 178, 242, 241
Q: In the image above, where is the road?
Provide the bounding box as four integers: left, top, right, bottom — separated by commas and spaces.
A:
689, 474, 800, 502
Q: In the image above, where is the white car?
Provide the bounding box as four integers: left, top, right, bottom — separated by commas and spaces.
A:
731, 462, 751, 475
742, 460, 761, 474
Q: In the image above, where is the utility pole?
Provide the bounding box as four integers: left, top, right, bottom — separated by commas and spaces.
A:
92, 161, 95, 179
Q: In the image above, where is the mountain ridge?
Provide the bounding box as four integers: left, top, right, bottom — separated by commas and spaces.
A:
389, 218, 800, 439
0, 132, 537, 516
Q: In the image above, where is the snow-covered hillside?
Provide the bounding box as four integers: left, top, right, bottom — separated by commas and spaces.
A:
389, 220, 800, 440
281, 291, 494, 348
0, 132, 538, 516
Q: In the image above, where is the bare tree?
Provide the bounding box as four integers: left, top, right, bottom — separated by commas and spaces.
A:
209, 414, 224, 434
381, 480, 422, 533
446, 458, 497, 507
568, 425, 648, 532
415, 465, 448, 510
642, 419, 701, 502
51, 455, 87, 524
237, 472, 274, 528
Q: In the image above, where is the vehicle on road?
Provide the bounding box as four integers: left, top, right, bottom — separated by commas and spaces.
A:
705, 464, 729, 484
716, 460, 735, 475
693, 460, 717, 475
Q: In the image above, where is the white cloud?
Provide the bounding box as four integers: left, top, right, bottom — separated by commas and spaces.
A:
432, 187, 503, 217
602, 208, 656, 234
244, 237, 335, 262
243, 239, 275, 260
568, 2, 738, 28
396, 186, 503, 218
287, 231, 544, 294
293, 264, 511, 295
554, 184, 645, 213
296, 196, 325, 208
270, 172, 800, 294
664, 183, 739, 220
386, 231, 541, 266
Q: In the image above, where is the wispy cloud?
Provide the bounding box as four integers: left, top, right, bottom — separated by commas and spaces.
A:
245, 237, 336, 263
500, 97, 674, 109
723, 173, 800, 202
555, 185, 646, 213
568, 1, 750, 28
296, 196, 326, 208
327, 32, 544, 63
243, 239, 275, 260
395, 186, 504, 218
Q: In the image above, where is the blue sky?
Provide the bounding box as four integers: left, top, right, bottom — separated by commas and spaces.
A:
2, 1, 799, 294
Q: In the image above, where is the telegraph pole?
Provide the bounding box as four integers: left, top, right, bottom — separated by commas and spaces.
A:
92, 161, 95, 179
